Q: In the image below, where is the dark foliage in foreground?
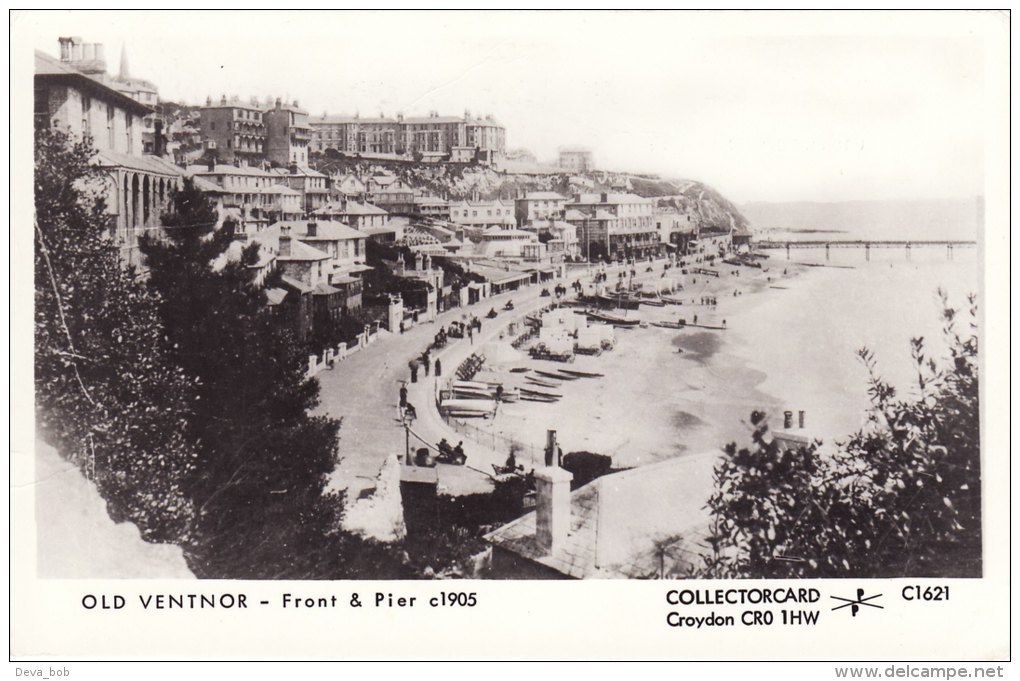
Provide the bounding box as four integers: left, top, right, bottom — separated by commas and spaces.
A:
34, 128, 198, 543
698, 293, 980, 578
138, 180, 351, 577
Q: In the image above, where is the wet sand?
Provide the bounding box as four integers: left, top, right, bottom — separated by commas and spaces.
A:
465, 259, 805, 470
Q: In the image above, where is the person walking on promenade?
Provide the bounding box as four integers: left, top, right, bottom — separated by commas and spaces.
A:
468, 327, 474, 345
409, 359, 419, 383
435, 357, 442, 377
422, 349, 431, 376
399, 384, 408, 416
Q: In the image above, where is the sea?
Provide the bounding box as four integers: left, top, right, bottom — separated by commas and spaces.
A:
477, 199, 982, 469
729, 199, 981, 445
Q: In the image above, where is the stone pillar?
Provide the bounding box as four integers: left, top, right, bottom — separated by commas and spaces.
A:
535, 466, 573, 556
387, 294, 404, 332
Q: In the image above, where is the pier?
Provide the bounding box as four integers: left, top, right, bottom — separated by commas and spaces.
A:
754, 239, 977, 261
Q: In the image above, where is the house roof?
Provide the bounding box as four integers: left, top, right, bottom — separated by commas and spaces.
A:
402, 115, 464, 124
485, 452, 720, 579
190, 175, 225, 193
344, 201, 389, 216
266, 220, 366, 242
569, 193, 652, 206
313, 282, 342, 296
35, 50, 152, 115
187, 164, 275, 177
312, 115, 397, 124
279, 274, 314, 294
249, 230, 330, 262
94, 150, 184, 178
522, 192, 567, 201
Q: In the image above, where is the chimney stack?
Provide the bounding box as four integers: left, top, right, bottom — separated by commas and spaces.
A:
279, 225, 292, 257
307, 221, 317, 237
535, 466, 573, 556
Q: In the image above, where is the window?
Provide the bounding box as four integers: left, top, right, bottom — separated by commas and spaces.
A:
211, 121, 216, 131
106, 104, 115, 148
34, 87, 49, 130
125, 113, 133, 151
81, 95, 92, 137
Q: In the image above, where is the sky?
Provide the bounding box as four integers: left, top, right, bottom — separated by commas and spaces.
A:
17, 10, 1001, 204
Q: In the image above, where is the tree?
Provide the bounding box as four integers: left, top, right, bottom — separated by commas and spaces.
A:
139, 181, 344, 577
34, 128, 198, 542
698, 292, 980, 578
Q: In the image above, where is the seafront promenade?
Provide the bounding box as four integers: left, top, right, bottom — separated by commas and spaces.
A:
313, 261, 676, 504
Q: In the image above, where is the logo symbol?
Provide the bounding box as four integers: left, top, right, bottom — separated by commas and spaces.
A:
830, 588, 883, 617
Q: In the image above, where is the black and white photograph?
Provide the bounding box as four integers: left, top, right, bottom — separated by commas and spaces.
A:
10, 8, 1010, 664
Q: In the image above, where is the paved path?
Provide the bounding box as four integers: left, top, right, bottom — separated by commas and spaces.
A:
313, 258, 682, 502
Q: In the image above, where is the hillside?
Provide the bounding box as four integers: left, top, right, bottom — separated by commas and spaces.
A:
311, 154, 748, 233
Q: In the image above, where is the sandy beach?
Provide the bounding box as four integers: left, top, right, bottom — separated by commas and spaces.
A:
460, 258, 808, 471
456, 247, 978, 473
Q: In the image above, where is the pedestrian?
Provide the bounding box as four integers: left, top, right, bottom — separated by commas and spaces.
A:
399, 384, 408, 411
409, 359, 419, 383
694, 314, 698, 324
423, 358, 430, 376
435, 357, 442, 377
468, 327, 474, 345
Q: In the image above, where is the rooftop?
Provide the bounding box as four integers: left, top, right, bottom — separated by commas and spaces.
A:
265, 220, 366, 242
522, 192, 568, 201
570, 193, 653, 206
35, 50, 152, 115
485, 452, 719, 579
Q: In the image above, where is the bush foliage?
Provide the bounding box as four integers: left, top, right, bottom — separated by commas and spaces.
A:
699, 293, 980, 578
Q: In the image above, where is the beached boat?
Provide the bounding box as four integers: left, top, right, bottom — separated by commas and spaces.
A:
652, 321, 685, 330
526, 376, 561, 388
439, 398, 497, 418
509, 367, 530, 373
596, 294, 642, 310
660, 296, 686, 306
535, 369, 579, 381
453, 380, 498, 391
520, 394, 560, 404
520, 386, 563, 399
585, 310, 640, 327
558, 369, 604, 378
451, 387, 497, 400
641, 299, 666, 307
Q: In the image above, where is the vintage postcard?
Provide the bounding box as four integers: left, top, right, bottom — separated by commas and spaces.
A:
9, 9, 1011, 667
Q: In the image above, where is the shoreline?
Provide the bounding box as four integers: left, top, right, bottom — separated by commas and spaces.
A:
459, 257, 812, 474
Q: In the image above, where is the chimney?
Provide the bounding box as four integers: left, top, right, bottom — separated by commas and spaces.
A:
535, 466, 573, 555
279, 225, 292, 257
154, 119, 165, 157
58, 37, 73, 61
307, 221, 317, 237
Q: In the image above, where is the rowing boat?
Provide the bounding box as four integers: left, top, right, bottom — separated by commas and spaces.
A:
558, 369, 604, 378
535, 369, 578, 381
